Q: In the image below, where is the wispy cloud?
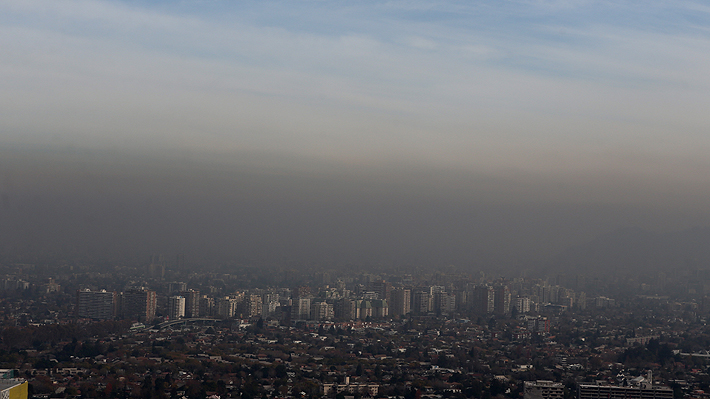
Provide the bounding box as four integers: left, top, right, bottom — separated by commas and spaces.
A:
1, 0, 710, 178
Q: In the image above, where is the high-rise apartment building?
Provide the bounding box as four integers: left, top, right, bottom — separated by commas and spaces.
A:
168, 296, 186, 320
240, 294, 263, 318
390, 288, 411, 316
516, 297, 531, 313
455, 290, 470, 312
474, 286, 495, 314
291, 297, 311, 320
371, 299, 389, 318
433, 291, 456, 316
76, 289, 117, 320
217, 296, 240, 318
262, 292, 280, 317
311, 301, 334, 320
121, 289, 158, 322
357, 300, 373, 319
167, 282, 187, 294
147, 255, 166, 280
180, 289, 200, 318
494, 286, 511, 315
200, 295, 215, 317
371, 280, 392, 301
334, 298, 357, 320
412, 290, 432, 314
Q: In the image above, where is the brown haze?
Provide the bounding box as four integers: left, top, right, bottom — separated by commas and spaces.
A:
1, 145, 708, 271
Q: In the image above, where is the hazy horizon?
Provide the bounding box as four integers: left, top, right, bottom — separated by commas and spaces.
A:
1, 144, 708, 271
2, 1, 710, 270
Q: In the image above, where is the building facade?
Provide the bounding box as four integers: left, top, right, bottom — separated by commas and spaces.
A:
578, 384, 672, 399
168, 295, 186, 320
390, 288, 411, 316
76, 289, 116, 320
121, 289, 157, 322
524, 381, 564, 399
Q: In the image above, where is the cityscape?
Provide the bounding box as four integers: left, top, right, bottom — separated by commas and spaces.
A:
2, 258, 710, 399
3, 0, 710, 399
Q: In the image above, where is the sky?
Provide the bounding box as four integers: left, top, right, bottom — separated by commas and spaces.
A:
1, 0, 710, 269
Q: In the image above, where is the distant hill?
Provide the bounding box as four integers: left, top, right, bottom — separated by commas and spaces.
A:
544, 226, 710, 277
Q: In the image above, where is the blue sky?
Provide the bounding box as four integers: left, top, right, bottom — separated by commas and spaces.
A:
2, 0, 710, 201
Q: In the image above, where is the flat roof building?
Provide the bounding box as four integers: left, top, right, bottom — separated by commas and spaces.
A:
578, 383, 672, 399
524, 380, 564, 399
